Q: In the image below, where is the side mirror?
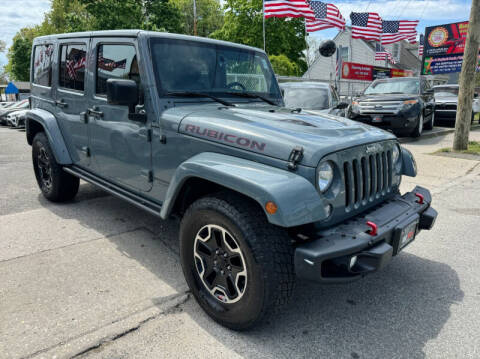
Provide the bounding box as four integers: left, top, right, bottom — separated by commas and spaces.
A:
336, 102, 349, 110
107, 79, 138, 109
474, 93, 478, 98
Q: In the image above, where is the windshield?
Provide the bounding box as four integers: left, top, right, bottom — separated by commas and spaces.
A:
434, 87, 458, 97
364, 79, 420, 95
283, 87, 330, 110
150, 38, 282, 103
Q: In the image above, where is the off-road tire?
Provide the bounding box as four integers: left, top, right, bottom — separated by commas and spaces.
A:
180, 192, 295, 330
32, 132, 79, 202
411, 112, 424, 138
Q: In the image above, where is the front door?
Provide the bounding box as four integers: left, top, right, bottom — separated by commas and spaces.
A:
87, 39, 152, 192
55, 40, 90, 168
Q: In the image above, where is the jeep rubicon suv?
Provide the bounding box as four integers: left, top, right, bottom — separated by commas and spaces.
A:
348, 77, 435, 137
26, 30, 437, 330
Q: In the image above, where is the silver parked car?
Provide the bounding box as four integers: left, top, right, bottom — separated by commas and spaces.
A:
280, 82, 348, 116
433, 85, 480, 124
0, 99, 29, 125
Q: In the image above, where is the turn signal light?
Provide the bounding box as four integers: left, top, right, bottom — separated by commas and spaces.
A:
403, 100, 418, 105
265, 201, 278, 215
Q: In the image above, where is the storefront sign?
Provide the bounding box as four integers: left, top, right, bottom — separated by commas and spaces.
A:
424, 21, 468, 57
341, 62, 372, 81
342, 62, 414, 81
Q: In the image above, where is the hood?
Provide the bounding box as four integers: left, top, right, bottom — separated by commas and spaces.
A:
169, 104, 395, 167
434, 96, 458, 104
357, 94, 418, 102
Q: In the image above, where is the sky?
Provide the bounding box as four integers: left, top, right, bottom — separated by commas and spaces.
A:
0, 0, 473, 70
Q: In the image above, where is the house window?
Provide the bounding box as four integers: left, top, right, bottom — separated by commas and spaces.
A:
339, 46, 349, 62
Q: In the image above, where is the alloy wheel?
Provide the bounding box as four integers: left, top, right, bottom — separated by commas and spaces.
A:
193, 224, 247, 304
37, 147, 53, 190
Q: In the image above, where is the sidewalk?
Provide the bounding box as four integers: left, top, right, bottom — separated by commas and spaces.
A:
400, 128, 480, 194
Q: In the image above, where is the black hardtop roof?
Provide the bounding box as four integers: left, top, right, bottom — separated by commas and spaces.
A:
33, 30, 265, 54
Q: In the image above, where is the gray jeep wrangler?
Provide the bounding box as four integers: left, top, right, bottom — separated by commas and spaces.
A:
27, 30, 437, 330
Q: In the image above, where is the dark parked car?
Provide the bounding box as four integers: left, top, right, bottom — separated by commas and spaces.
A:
348, 77, 435, 137
280, 81, 348, 116
26, 30, 437, 330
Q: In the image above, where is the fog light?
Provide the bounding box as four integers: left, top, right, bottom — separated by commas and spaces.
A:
349, 256, 358, 269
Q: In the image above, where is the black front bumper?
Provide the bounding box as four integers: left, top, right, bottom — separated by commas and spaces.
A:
295, 186, 437, 283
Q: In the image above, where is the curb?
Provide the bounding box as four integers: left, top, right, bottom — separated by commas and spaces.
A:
399, 124, 480, 144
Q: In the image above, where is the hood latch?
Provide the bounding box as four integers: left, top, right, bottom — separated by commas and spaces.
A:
287, 146, 304, 171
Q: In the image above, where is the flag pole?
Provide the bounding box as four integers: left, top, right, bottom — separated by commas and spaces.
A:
263, 1, 266, 51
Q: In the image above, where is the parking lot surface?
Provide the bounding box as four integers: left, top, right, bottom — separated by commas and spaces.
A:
1, 127, 480, 358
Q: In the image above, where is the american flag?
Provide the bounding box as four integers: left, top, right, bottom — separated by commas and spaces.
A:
418, 34, 424, 57
66, 55, 86, 80
98, 48, 127, 72
375, 43, 396, 64
381, 20, 418, 45
305, 1, 345, 32
264, 0, 315, 20
350, 12, 383, 41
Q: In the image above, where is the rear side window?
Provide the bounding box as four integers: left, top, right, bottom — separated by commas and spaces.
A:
33, 44, 54, 87
96, 44, 139, 95
59, 44, 87, 91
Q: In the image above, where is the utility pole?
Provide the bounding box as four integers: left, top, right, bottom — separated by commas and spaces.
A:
193, 0, 198, 36
453, 0, 480, 151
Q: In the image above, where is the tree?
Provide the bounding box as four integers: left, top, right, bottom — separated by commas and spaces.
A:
211, 0, 307, 73
79, 0, 183, 33
453, 0, 480, 151
5, 27, 42, 81
172, 0, 224, 37
269, 54, 300, 76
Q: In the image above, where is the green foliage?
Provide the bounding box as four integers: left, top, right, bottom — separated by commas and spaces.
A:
211, 0, 307, 73
79, 0, 183, 33
172, 0, 224, 37
269, 54, 300, 76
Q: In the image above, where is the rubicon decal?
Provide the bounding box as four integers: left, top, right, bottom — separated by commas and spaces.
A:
184, 124, 266, 152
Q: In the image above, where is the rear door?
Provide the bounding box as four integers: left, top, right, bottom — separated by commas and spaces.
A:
54, 40, 90, 168
87, 38, 152, 192
421, 79, 434, 120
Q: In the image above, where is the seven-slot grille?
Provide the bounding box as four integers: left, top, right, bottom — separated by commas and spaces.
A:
343, 148, 393, 211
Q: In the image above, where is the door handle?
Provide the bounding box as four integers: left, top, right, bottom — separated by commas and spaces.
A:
55, 100, 68, 108
87, 107, 103, 118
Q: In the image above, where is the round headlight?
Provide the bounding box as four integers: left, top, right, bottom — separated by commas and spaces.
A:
318, 161, 334, 192
392, 144, 400, 164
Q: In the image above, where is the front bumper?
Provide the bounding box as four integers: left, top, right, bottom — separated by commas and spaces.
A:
295, 186, 437, 283
350, 112, 418, 133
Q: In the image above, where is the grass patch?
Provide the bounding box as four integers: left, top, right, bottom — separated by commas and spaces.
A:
436, 141, 480, 155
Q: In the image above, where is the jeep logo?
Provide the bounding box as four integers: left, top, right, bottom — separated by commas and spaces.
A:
366, 143, 382, 154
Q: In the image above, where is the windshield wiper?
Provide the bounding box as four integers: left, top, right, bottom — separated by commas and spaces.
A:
220, 92, 278, 106
165, 91, 234, 107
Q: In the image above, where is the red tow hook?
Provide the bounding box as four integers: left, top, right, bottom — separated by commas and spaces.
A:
366, 221, 378, 236
415, 193, 424, 204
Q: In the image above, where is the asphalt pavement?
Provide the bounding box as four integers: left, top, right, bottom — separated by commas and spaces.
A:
1, 126, 479, 359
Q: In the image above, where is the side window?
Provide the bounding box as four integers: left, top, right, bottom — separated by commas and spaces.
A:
59, 44, 87, 91
96, 44, 139, 95
33, 44, 54, 87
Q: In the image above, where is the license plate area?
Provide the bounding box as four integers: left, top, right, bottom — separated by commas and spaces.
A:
393, 214, 420, 255
372, 115, 383, 123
